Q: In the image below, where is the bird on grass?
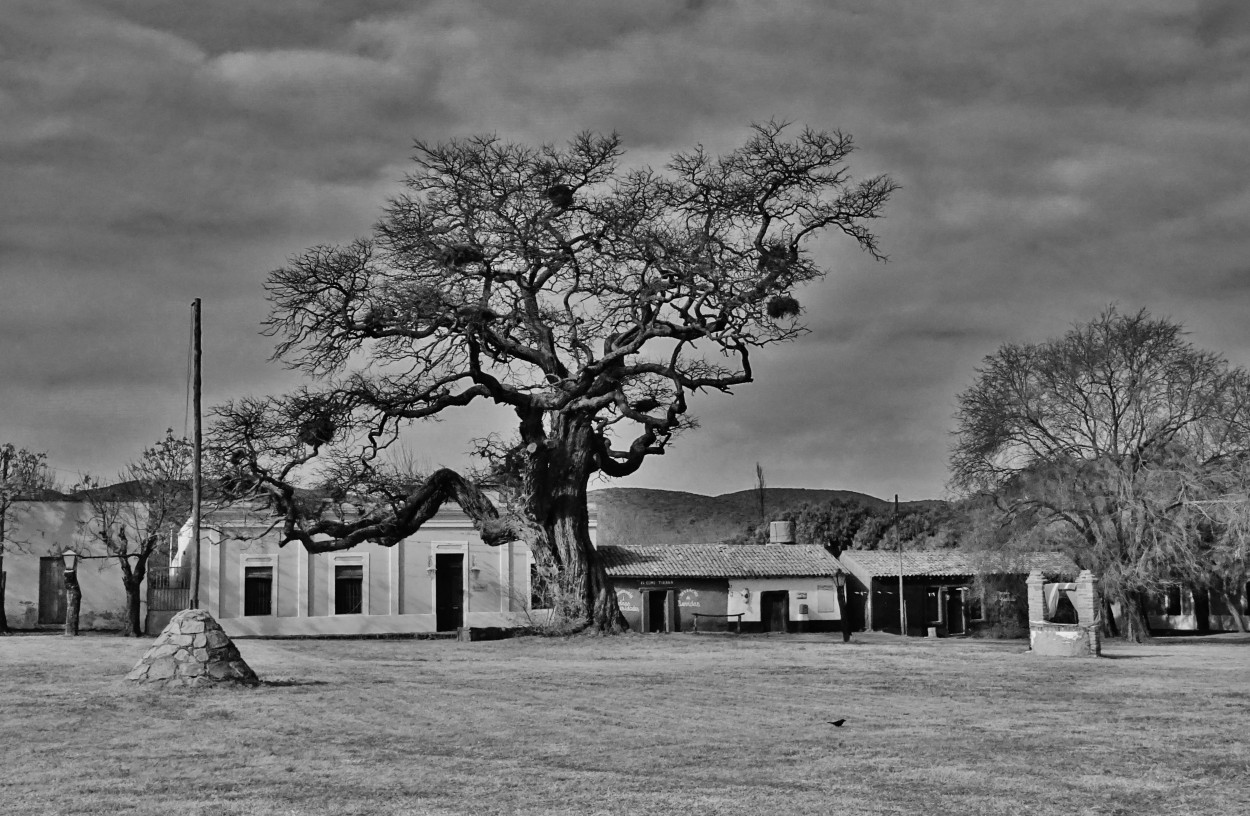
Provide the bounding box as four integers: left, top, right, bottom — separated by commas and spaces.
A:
826, 719, 846, 727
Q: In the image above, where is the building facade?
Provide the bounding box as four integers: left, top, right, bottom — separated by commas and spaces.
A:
837, 550, 1079, 637
173, 501, 563, 638
599, 544, 845, 633
1, 500, 135, 631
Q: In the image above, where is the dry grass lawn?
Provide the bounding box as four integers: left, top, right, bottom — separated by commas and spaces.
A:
2, 630, 1248, 815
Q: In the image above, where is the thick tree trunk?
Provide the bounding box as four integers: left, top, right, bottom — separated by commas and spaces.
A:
1215, 582, 1248, 633
520, 412, 627, 634
64, 571, 81, 637
1116, 589, 1152, 643
0, 559, 8, 633
123, 578, 143, 637
1101, 598, 1120, 639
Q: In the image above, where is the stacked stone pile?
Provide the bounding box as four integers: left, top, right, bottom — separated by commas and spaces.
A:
127, 608, 260, 687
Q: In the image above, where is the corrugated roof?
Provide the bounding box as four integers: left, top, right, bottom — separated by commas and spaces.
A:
599, 544, 841, 578
838, 550, 1079, 579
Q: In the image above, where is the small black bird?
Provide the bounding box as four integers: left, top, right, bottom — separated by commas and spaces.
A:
826, 719, 846, 727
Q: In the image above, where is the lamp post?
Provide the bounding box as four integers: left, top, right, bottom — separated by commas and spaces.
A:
834, 571, 851, 643
62, 549, 81, 637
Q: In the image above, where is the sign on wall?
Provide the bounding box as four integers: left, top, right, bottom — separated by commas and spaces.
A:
616, 588, 640, 612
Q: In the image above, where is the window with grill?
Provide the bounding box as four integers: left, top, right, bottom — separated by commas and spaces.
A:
335, 564, 364, 614
243, 566, 273, 616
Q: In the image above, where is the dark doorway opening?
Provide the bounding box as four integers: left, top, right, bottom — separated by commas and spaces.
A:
244, 566, 274, 617
760, 590, 789, 633
1194, 588, 1211, 633
645, 590, 672, 633
334, 565, 364, 615
945, 588, 966, 635
436, 553, 465, 631
38, 557, 66, 625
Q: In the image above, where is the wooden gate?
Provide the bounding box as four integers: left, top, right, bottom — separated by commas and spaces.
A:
38, 557, 66, 625
145, 543, 190, 632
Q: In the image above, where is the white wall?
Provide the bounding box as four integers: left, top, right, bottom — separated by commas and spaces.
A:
726, 577, 841, 623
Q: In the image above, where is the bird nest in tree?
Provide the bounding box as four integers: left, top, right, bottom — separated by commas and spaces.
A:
440, 243, 485, 267
545, 183, 574, 208
767, 294, 801, 319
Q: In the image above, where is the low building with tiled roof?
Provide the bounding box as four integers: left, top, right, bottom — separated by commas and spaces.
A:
599, 544, 845, 634
837, 549, 1079, 637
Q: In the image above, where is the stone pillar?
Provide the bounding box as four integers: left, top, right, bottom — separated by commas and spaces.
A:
1026, 571, 1046, 623
1075, 570, 1101, 656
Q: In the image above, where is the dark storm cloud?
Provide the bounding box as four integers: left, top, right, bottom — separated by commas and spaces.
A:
5, 0, 1250, 500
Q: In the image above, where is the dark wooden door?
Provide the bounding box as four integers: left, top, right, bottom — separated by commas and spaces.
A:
38, 557, 66, 625
435, 553, 464, 631
760, 590, 789, 632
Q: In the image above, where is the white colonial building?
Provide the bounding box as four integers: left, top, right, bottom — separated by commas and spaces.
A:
171, 501, 576, 638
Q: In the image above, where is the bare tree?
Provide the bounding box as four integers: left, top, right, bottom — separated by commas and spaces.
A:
951, 307, 1250, 640
76, 430, 193, 637
0, 444, 55, 632
213, 122, 897, 632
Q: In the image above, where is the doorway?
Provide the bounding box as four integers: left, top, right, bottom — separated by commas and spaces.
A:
38, 557, 66, 625
759, 590, 789, 633
1194, 587, 1211, 633
644, 590, 674, 633
435, 553, 464, 631
944, 588, 966, 635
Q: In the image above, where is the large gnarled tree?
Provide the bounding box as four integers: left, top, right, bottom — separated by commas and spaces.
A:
951, 307, 1250, 640
215, 123, 896, 632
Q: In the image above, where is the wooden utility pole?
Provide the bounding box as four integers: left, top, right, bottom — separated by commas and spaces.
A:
189, 298, 202, 610
0, 447, 9, 633
896, 494, 905, 636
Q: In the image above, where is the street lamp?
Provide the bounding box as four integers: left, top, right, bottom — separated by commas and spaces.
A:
833, 571, 851, 643
62, 548, 81, 637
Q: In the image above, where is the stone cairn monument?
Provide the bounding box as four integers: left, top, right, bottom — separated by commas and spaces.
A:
128, 608, 259, 687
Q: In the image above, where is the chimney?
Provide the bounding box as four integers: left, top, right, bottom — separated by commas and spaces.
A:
768, 520, 794, 545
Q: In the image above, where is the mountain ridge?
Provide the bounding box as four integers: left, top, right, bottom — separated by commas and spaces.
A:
589, 485, 943, 547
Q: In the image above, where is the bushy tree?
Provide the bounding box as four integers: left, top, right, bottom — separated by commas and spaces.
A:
213, 122, 896, 632
77, 430, 193, 637
731, 498, 963, 554
951, 307, 1250, 640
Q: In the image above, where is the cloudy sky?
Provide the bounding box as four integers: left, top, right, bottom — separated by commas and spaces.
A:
4, 1, 1250, 501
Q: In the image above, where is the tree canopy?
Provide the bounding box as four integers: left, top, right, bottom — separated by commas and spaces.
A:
76, 430, 193, 637
951, 307, 1250, 638
0, 443, 55, 632
215, 122, 897, 632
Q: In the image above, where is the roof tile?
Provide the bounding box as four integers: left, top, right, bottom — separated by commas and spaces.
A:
838, 550, 1079, 579
599, 544, 841, 578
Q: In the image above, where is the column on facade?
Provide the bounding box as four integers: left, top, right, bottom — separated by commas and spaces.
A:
1074, 570, 1099, 627
1025, 571, 1046, 623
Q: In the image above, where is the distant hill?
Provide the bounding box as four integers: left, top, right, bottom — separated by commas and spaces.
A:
590, 486, 941, 547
